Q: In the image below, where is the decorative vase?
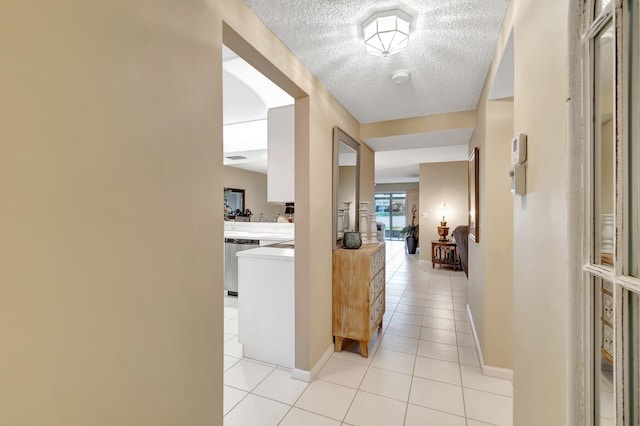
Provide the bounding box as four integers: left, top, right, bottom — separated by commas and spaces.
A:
406, 237, 418, 254
337, 209, 345, 234
343, 231, 362, 249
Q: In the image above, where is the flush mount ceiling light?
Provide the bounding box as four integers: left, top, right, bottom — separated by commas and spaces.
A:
362, 9, 411, 57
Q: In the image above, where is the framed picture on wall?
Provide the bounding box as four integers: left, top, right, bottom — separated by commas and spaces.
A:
468, 147, 479, 242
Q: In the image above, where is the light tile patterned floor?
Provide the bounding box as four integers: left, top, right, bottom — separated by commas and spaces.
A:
223, 240, 513, 425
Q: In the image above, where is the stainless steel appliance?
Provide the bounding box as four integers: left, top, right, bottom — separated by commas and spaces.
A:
224, 238, 259, 296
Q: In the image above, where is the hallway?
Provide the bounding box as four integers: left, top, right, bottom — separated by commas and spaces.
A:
223, 241, 513, 425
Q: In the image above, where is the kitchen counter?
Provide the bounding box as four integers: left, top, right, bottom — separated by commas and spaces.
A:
224, 222, 294, 246
236, 246, 294, 260
224, 231, 294, 243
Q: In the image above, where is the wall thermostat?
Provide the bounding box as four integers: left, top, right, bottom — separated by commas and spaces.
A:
511, 133, 527, 166
510, 164, 526, 195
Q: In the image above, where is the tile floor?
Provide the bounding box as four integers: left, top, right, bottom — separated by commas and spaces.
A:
223, 240, 513, 425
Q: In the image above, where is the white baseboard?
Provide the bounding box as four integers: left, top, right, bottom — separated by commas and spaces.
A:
291, 344, 333, 382
466, 304, 513, 382
482, 364, 514, 381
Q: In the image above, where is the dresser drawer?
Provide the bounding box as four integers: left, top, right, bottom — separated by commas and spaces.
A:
370, 248, 385, 277
369, 271, 385, 302
369, 293, 384, 329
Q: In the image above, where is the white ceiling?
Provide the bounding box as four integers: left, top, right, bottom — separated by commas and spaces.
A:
227, 0, 511, 182
223, 48, 293, 174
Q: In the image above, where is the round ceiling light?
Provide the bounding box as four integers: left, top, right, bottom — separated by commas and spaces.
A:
391, 69, 411, 84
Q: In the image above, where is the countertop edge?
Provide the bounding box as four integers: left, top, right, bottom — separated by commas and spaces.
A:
236, 247, 295, 260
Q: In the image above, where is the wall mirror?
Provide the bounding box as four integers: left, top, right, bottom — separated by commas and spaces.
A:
333, 127, 360, 248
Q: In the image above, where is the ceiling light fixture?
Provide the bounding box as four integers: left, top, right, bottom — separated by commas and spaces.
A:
362, 9, 411, 57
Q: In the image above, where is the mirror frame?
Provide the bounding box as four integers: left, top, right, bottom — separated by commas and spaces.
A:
468, 147, 479, 242
333, 126, 360, 249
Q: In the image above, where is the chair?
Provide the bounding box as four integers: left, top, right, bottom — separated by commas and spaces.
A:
452, 225, 469, 277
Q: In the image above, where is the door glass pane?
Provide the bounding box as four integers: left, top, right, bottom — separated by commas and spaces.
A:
595, 277, 615, 424
595, 0, 612, 15
627, 291, 640, 423
594, 21, 615, 267
630, 0, 640, 277
375, 193, 391, 239
391, 193, 406, 240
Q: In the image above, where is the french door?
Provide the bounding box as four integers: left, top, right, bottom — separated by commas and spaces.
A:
582, 0, 640, 423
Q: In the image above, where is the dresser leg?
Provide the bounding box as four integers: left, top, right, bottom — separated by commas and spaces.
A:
359, 340, 369, 358
334, 336, 343, 352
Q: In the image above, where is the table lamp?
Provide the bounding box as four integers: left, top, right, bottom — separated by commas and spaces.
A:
437, 203, 449, 241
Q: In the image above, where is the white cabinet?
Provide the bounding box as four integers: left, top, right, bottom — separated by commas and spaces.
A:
267, 105, 294, 202
237, 247, 294, 368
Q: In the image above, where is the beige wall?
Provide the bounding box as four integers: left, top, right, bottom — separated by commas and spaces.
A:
418, 162, 468, 260
510, 0, 569, 423
468, 98, 515, 371
1, 0, 371, 423
375, 183, 419, 192
360, 143, 375, 211
222, 166, 283, 219
406, 189, 420, 227
0, 1, 223, 424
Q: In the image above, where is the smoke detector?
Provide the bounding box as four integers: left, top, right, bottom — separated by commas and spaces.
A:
391, 69, 410, 84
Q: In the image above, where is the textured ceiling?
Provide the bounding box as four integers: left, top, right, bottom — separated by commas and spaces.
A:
228, 0, 511, 183
242, 0, 510, 124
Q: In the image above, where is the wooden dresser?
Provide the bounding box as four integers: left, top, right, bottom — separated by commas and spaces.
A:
333, 242, 385, 357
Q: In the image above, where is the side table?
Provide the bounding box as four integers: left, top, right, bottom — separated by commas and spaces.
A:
431, 240, 461, 271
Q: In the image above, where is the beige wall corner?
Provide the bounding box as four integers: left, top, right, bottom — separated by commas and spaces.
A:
483, 99, 514, 370
1, 0, 372, 423
468, 98, 515, 372
418, 162, 468, 260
